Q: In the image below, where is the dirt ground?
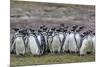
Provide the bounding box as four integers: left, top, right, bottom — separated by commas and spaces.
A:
10, 1, 95, 34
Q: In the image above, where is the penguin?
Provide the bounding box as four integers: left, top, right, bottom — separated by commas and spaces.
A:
10, 28, 20, 54
74, 28, 83, 53
62, 32, 70, 53
42, 27, 49, 53
51, 29, 61, 53
74, 32, 82, 53
27, 29, 41, 56
37, 29, 46, 55
68, 27, 78, 54
47, 31, 53, 53
11, 30, 25, 55
92, 35, 95, 54
79, 31, 94, 55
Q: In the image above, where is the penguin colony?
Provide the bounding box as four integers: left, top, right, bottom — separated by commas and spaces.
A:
10, 24, 95, 56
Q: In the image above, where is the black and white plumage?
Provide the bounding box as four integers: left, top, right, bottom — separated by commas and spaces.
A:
68, 32, 78, 53
79, 35, 94, 55
27, 32, 41, 56
51, 32, 61, 53
37, 33, 46, 55
11, 31, 25, 55
74, 32, 82, 52
92, 35, 95, 53
62, 33, 70, 52
10, 25, 95, 56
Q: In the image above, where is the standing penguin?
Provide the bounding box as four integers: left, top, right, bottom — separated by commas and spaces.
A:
79, 31, 94, 55
62, 32, 70, 53
74, 27, 83, 53
51, 29, 61, 53
11, 29, 25, 55
47, 31, 53, 53
37, 29, 46, 55
68, 32, 78, 53
42, 27, 49, 53
92, 35, 95, 54
24, 31, 31, 54
27, 29, 41, 56
74, 32, 82, 53
68, 25, 78, 53
10, 28, 20, 54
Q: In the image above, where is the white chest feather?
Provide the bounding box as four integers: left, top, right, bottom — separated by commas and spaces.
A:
80, 36, 93, 55
37, 35, 41, 45
59, 33, 64, 42
68, 33, 77, 52
28, 36, 40, 55
75, 33, 81, 47
15, 37, 25, 55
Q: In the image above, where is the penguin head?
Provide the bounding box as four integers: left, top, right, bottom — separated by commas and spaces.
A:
72, 25, 78, 29
38, 29, 42, 33
40, 25, 45, 29
51, 27, 56, 31
31, 29, 36, 34
43, 27, 48, 32
75, 27, 80, 32
63, 28, 67, 32
79, 26, 84, 30
26, 28, 33, 35
75, 25, 84, 32
56, 28, 60, 32
83, 31, 89, 36
20, 29, 28, 36
93, 32, 95, 35
12, 27, 19, 32
71, 28, 75, 32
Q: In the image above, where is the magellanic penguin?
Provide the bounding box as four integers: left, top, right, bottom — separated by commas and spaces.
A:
62, 27, 69, 53
92, 35, 95, 54
62, 32, 70, 53
11, 30, 25, 56
47, 31, 53, 53
79, 31, 94, 55
27, 29, 41, 56
51, 29, 61, 53
74, 28, 83, 53
58, 29, 65, 52
68, 27, 78, 53
42, 27, 49, 54
36, 29, 46, 55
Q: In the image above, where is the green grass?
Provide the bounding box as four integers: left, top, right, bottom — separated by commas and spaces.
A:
10, 53, 95, 66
